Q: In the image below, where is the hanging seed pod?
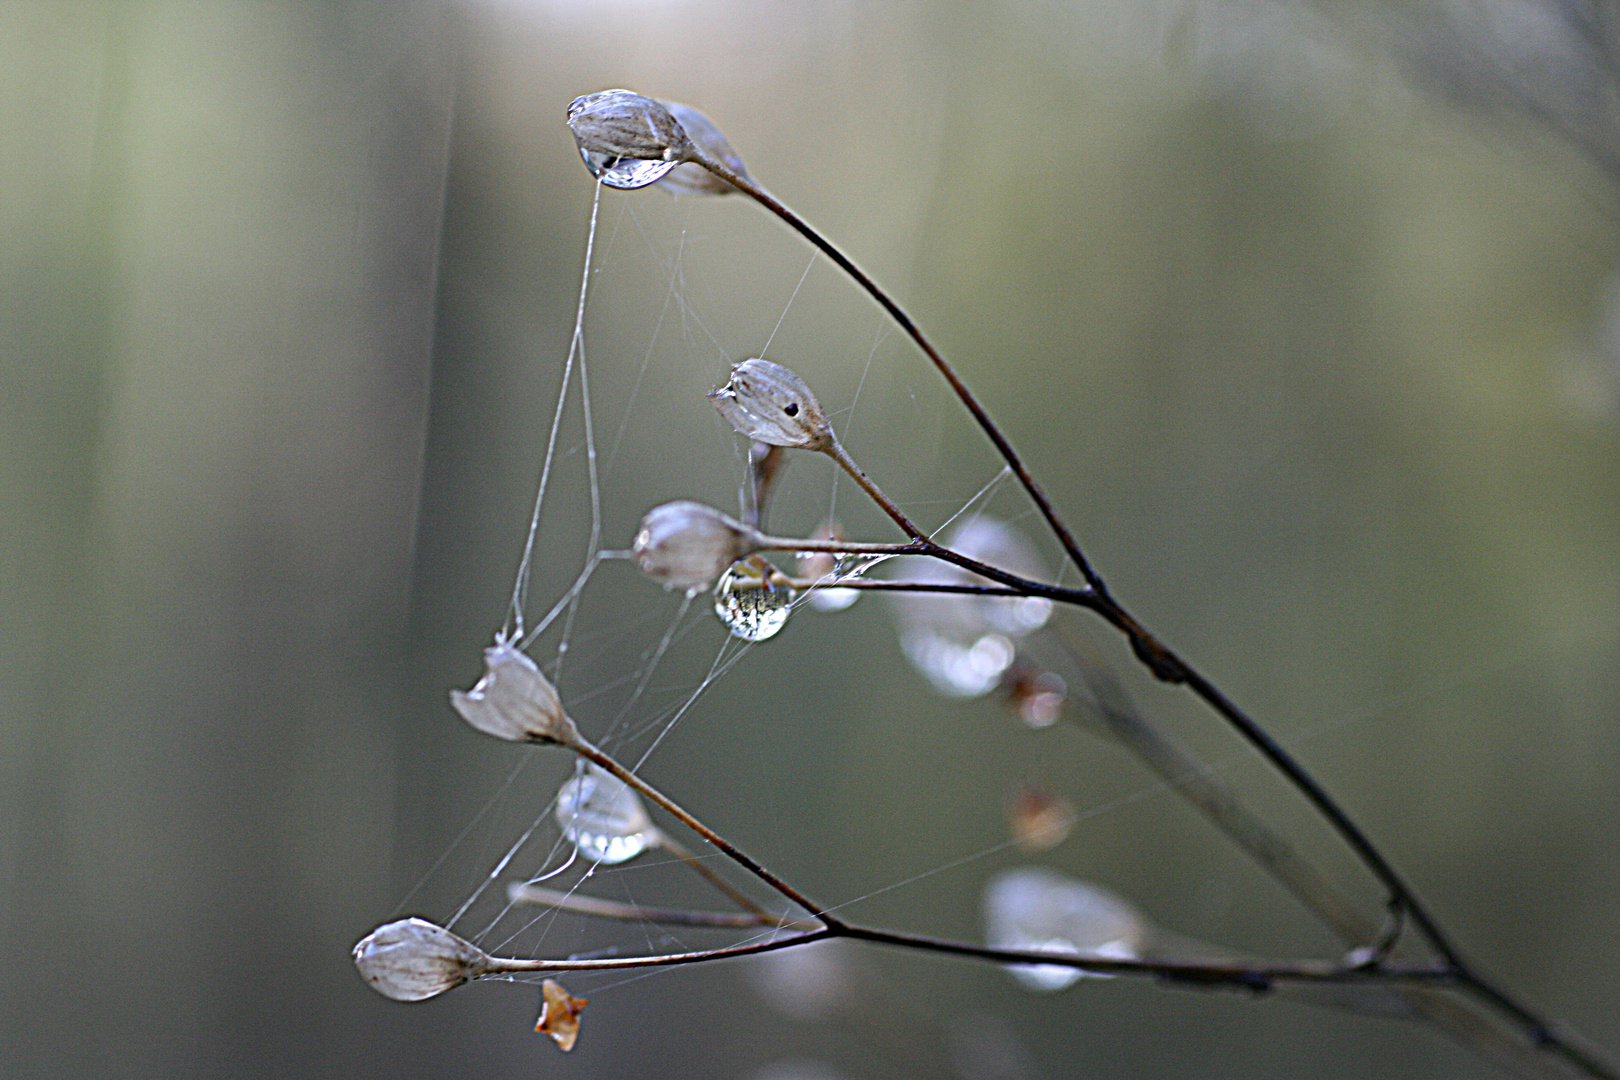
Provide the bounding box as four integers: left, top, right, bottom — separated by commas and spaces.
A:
566, 89, 693, 190
450, 639, 580, 746
633, 500, 759, 594
555, 762, 657, 864
352, 918, 490, 1002
709, 358, 835, 452
656, 101, 750, 196
983, 868, 1144, 992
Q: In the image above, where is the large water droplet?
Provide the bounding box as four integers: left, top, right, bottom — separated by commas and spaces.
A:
555, 763, 654, 864
983, 868, 1144, 992
578, 148, 680, 190
714, 557, 793, 642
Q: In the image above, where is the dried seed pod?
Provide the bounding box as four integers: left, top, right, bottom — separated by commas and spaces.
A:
656, 101, 750, 196
983, 868, 1144, 991
633, 500, 758, 593
536, 978, 588, 1051
709, 358, 834, 452
566, 89, 693, 190
450, 639, 580, 746
352, 917, 489, 1002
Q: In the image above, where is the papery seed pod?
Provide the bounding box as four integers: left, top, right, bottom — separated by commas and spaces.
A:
536, 978, 588, 1051
566, 89, 693, 190
633, 500, 758, 593
983, 868, 1144, 992
709, 358, 835, 452
656, 101, 750, 196
555, 762, 657, 864
352, 917, 489, 1002
450, 639, 580, 746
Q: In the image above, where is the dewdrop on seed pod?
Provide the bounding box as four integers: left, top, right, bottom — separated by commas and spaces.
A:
450, 639, 580, 746
352, 917, 490, 1002
656, 101, 751, 196
888, 517, 1053, 697
634, 501, 759, 594
983, 868, 1144, 992
709, 359, 835, 452
566, 89, 692, 190
555, 762, 657, 865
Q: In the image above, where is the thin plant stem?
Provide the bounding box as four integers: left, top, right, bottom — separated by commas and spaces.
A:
656, 831, 773, 920
477, 921, 1452, 986
508, 882, 817, 931
562, 734, 846, 931
689, 150, 1106, 598
691, 144, 1502, 1015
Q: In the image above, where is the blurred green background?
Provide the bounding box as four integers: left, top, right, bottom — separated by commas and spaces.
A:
4, 2, 1618, 1077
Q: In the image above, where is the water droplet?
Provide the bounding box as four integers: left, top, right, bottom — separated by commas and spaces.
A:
983, 868, 1144, 991
714, 557, 793, 642
808, 586, 859, 613
578, 149, 680, 190
555, 763, 654, 864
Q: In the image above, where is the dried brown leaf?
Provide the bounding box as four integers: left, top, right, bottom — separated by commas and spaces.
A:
536, 978, 588, 1052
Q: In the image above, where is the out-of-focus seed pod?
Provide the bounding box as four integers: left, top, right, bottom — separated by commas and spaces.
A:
352, 917, 489, 1002
797, 520, 860, 613
566, 89, 693, 189
450, 639, 580, 746
983, 868, 1144, 991
633, 500, 759, 594
656, 101, 750, 196
1003, 663, 1066, 728
709, 358, 835, 452
889, 518, 1053, 697
1008, 784, 1075, 853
